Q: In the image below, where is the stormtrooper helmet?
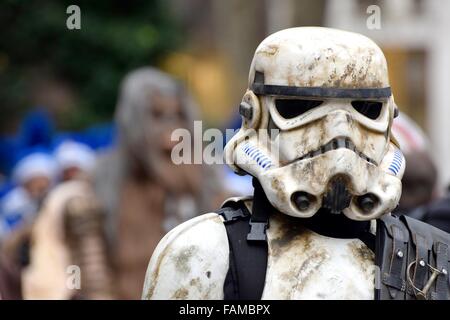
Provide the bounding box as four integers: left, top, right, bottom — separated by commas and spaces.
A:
224, 27, 405, 221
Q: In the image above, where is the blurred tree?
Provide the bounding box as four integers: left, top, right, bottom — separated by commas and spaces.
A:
0, 0, 181, 130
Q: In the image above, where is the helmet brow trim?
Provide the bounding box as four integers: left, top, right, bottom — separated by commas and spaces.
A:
252, 71, 391, 99
252, 83, 391, 99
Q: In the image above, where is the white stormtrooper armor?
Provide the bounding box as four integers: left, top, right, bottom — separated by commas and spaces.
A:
142, 27, 449, 300
143, 206, 376, 299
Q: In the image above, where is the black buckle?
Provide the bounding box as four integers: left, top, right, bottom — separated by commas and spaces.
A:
218, 207, 248, 223
247, 221, 268, 242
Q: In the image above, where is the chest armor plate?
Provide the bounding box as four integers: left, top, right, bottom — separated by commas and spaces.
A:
262, 213, 375, 299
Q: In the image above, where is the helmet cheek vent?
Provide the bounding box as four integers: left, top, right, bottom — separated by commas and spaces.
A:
355, 193, 380, 214
291, 191, 317, 212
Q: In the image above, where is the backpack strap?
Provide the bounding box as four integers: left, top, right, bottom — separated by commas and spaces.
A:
217, 179, 271, 300
376, 214, 450, 300
376, 214, 409, 300
247, 179, 271, 242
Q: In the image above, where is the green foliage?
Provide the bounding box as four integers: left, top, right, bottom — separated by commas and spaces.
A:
0, 0, 181, 129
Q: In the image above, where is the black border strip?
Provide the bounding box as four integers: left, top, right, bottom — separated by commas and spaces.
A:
251, 83, 391, 99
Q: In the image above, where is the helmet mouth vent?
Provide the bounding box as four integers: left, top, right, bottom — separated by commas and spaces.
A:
285, 137, 377, 165
322, 175, 352, 214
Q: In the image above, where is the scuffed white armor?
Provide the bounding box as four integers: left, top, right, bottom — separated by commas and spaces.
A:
143, 200, 375, 300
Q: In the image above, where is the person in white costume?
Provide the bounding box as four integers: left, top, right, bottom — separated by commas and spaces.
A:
142, 27, 450, 300
54, 140, 96, 182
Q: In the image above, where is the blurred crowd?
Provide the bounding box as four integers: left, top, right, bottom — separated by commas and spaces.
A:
391, 114, 450, 232
0, 65, 449, 300
0, 67, 234, 299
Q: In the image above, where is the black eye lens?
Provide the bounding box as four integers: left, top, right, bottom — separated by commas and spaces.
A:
275, 99, 323, 119
351, 101, 383, 120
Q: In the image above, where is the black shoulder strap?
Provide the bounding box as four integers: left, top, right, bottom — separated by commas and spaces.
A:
217, 179, 271, 300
